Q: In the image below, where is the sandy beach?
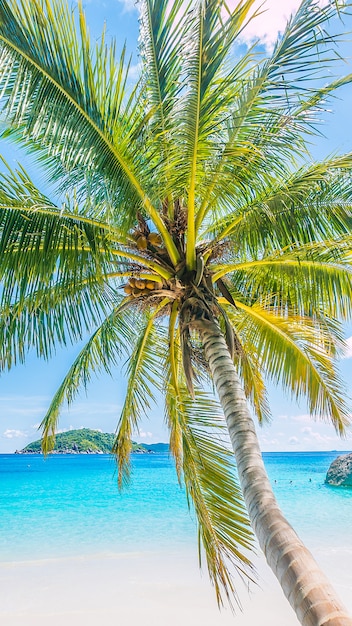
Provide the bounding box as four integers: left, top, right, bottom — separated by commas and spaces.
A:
1, 546, 351, 626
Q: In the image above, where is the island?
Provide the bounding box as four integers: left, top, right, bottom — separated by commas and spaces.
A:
15, 428, 169, 455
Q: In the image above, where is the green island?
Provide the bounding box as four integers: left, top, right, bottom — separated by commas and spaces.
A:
16, 428, 168, 455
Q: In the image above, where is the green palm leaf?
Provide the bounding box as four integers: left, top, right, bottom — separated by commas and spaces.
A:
40, 300, 135, 453
0, 0, 134, 178
139, 0, 188, 211
0, 0, 179, 260
164, 378, 255, 607
212, 228, 352, 320
221, 298, 349, 434
0, 277, 114, 369
164, 319, 254, 605
0, 160, 120, 300
113, 302, 170, 487
205, 155, 352, 248
181, 0, 256, 267
216, 249, 352, 320
196, 1, 352, 229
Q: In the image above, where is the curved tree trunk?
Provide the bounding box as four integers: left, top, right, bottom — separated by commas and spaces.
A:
198, 318, 352, 626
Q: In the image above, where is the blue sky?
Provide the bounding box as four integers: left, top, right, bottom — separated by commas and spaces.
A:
0, 0, 352, 453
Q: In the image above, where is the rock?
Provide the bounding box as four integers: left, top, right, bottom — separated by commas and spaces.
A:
325, 452, 352, 487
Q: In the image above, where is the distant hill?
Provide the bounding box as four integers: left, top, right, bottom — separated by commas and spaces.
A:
16, 428, 169, 455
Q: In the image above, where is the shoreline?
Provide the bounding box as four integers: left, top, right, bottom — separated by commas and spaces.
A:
4, 449, 352, 454
1, 547, 351, 626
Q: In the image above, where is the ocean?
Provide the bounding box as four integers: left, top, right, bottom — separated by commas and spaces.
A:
0, 450, 351, 563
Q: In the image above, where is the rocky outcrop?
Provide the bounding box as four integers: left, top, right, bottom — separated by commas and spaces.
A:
325, 452, 352, 487
15, 447, 104, 455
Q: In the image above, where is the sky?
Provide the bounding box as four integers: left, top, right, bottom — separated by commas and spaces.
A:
0, 0, 352, 453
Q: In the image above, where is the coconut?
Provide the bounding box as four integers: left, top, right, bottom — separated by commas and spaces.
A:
148, 232, 162, 247
136, 235, 148, 250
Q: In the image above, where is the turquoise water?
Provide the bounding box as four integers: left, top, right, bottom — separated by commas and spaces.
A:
0, 451, 351, 562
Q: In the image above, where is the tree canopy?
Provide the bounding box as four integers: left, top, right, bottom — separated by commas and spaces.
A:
0, 0, 352, 609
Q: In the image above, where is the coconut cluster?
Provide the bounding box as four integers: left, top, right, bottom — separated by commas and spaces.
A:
133, 231, 163, 251
124, 277, 163, 297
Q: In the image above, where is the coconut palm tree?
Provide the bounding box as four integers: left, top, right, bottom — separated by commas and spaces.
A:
1, 0, 352, 623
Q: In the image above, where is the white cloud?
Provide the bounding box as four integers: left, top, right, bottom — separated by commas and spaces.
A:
137, 430, 153, 440
3, 429, 27, 439
301, 425, 337, 445
231, 0, 301, 49
291, 414, 312, 424
289, 436, 300, 445
228, 0, 331, 50
56, 425, 74, 434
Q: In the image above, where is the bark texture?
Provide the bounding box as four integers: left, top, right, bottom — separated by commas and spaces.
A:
199, 319, 352, 626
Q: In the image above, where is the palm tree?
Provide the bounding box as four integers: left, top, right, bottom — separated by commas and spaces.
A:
1, 0, 352, 622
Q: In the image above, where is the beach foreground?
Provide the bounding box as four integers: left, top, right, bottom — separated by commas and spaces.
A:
2, 452, 351, 625
1, 546, 351, 626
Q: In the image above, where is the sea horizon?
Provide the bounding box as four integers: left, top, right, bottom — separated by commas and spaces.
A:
2, 447, 352, 455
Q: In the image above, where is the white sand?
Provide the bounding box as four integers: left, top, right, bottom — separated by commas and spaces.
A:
1, 546, 351, 626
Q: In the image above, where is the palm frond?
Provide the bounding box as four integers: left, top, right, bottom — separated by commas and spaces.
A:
0, 159, 123, 302
197, 0, 352, 228
139, 0, 188, 212
181, 0, 256, 268
0, 276, 115, 370
213, 241, 352, 320
164, 381, 255, 608
221, 298, 349, 434
205, 154, 352, 252
162, 318, 255, 605
112, 300, 170, 487
0, 0, 180, 261
0, 0, 133, 188
166, 301, 183, 480
40, 300, 135, 454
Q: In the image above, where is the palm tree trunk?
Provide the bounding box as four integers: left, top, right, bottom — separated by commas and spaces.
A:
198, 318, 352, 626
